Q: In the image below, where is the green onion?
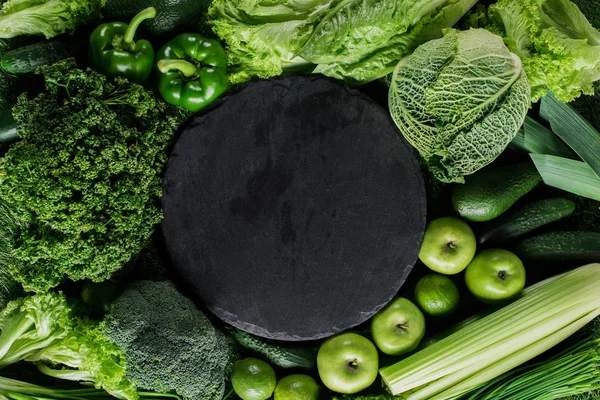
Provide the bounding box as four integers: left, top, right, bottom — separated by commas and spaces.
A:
531, 154, 600, 201
379, 264, 600, 400
459, 335, 600, 400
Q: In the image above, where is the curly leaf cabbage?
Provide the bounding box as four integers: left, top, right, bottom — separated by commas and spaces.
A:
468, 0, 600, 102
389, 29, 531, 183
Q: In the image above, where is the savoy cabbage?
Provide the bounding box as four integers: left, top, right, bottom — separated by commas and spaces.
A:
389, 28, 531, 183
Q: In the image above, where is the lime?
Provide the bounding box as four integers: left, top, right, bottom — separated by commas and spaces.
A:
231, 358, 277, 400
274, 374, 319, 400
414, 273, 460, 316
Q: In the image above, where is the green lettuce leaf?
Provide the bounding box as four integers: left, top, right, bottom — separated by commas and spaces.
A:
0, 0, 104, 39
207, 0, 328, 84
476, 0, 600, 102
389, 29, 531, 183
311, 0, 478, 83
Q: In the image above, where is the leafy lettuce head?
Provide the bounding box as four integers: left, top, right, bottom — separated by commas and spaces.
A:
467, 0, 600, 103
389, 28, 530, 183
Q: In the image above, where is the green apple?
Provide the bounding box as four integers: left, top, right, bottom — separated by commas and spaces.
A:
317, 333, 378, 394
370, 297, 425, 355
418, 216, 477, 275
465, 249, 526, 304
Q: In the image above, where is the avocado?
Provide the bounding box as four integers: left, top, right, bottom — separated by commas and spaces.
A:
452, 162, 542, 222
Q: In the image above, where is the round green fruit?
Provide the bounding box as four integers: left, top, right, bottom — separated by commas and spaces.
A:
418, 217, 477, 275
274, 374, 319, 400
231, 358, 277, 400
465, 249, 526, 304
317, 333, 379, 394
370, 297, 426, 355
415, 274, 460, 317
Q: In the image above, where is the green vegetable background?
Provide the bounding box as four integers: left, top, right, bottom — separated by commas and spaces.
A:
0, 0, 599, 399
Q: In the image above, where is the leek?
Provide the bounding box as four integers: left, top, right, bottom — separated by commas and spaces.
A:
379, 264, 600, 400
531, 154, 600, 201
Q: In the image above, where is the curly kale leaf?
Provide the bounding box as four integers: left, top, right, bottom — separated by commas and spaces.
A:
389, 29, 530, 183
0, 59, 187, 292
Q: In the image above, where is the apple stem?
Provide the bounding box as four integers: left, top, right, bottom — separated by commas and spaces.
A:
447, 242, 457, 250
397, 323, 409, 331
346, 359, 359, 373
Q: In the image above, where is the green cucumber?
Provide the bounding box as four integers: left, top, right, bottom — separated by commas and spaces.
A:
0, 109, 18, 143
229, 328, 316, 370
1, 41, 71, 74
452, 163, 542, 222
516, 231, 600, 261
478, 198, 576, 244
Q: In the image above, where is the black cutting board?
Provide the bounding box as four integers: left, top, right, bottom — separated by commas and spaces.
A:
161, 76, 426, 341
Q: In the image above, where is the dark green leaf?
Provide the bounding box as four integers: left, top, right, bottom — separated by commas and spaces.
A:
541, 92, 600, 179
531, 154, 600, 201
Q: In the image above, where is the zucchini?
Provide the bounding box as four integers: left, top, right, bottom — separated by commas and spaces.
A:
229, 328, 317, 370
516, 231, 600, 261
0, 41, 71, 74
478, 198, 576, 244
0, 109, 18, 143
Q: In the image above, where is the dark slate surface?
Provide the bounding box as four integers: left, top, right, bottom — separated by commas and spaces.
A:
161, 76, 426, 341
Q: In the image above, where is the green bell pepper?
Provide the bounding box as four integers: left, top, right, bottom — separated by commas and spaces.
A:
89, 7, 156, 83
156, 34, 228, 112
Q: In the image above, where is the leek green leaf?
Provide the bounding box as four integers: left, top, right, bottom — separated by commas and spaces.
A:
523, 116, 578, 159
540, 92, 600, 179
531, 154, 600, 201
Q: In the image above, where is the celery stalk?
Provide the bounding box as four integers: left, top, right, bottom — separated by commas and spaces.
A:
380, 264, 600, 398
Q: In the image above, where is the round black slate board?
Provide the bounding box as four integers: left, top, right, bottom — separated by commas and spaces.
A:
161, 76, 426, 341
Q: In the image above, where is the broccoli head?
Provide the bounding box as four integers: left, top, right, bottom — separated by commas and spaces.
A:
103, 280, 235, 400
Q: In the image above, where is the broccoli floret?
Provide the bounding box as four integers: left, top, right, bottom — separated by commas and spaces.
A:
103, 280, 235, 400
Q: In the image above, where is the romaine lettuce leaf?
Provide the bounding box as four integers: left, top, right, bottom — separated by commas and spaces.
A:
208, 0, 329, 84
208, 0, 477, 84
311, 0, 479, 83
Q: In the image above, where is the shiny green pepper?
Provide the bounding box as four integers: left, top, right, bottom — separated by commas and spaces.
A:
156, 34, 228, 112
89, 7, 156, 83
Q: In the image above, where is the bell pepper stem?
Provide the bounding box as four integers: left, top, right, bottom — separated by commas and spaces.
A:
123, 7, 156, 46
157, 59, 198, 78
